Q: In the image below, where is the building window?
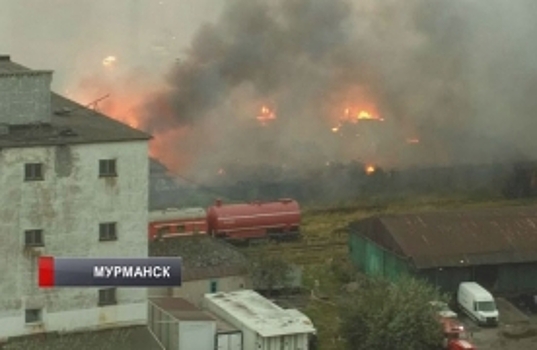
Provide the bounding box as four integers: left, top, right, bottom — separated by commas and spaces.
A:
24, 229, 44, 247
25, 163, 43, 181
99, 159, 117, 177
98, 288, 117, 306
177, 225, 185, 233
99, 222, 117, 241
210, 280, 218, 293
25, 309, 42, 324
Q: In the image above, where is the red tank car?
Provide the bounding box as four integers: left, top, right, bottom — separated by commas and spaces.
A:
148, 208, 208, 241
206, 199, 301, 242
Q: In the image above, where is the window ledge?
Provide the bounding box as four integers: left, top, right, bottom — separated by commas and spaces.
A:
25, 321, 43, 327
98, 302, 118, 307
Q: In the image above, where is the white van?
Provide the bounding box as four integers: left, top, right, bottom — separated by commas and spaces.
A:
457, 282, 499, 326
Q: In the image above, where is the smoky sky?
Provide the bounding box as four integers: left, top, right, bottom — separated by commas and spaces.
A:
4, 0, 537, 181
133, 0, 537, 181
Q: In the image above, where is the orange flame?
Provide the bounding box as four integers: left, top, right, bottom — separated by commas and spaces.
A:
365, 165, 375, 175
407, 138, 420, 144
342, 108, 384, 124
256, 105, 276, 125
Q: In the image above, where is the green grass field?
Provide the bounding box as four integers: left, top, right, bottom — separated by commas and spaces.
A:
244, 194, 537, 350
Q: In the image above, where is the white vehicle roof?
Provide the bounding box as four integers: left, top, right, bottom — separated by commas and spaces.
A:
459, 282, 494, 300
149, 208, 206, 222
204, 290, 316, 337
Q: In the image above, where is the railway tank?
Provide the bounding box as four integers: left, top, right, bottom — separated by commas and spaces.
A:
206, 198, 301, 242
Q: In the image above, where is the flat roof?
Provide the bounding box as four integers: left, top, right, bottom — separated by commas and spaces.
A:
150, 297, 214, 321
204, 290, 315, 338
1, 325, 161, 350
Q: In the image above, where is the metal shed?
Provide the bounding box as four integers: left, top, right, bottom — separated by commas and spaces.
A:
148, 297, 243, 350
348, 206, 537, 294
203, 290, 316, 350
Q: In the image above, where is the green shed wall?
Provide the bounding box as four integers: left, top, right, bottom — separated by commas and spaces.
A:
348, 233, 410, 282
418, 263, 537, 294
349, 234, 537, 294
497, 263, 537, 293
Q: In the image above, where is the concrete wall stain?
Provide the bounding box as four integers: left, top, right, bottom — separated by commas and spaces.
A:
54, 145, 72, 178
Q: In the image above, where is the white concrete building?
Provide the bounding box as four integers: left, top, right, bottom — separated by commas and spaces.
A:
0, 55, 151, 340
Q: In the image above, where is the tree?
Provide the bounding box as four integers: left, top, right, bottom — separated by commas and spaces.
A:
339, 276, 446, 350
248, 251, 294, 296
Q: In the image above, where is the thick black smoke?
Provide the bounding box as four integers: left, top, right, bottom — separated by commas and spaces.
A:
139, 0, 537, 182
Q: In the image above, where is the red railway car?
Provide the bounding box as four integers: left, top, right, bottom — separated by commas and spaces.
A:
148, 207, 208, 241
206, 199, 301, 242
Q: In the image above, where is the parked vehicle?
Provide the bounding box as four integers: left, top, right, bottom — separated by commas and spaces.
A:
430, 300, 458, 319
448, 339, 476, 350
148, 199, 302, 243
207, 199, 301, 242
457, 282, 499, 326
439, 317, 476, 350
148, 207, 208, 241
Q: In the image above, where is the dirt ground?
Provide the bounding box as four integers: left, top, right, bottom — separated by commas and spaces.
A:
460, 298, 537, 350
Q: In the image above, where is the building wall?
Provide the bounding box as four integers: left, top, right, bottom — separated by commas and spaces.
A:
348, 233, 409, 282
0, 140, 149, 338
0, 71, 52, 125
420, 263, 537, 295
171, 276, 250, 307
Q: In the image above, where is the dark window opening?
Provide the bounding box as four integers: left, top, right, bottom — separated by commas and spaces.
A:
157, 226, 170, 237
98, 288, 117, 306
99, 222, 117, 241
25, 163, 43, 181
99, 159, 117, 177
25, 309, 42, 323
210, 280, 218, 293
25, 229, 44, 247
177, 225, 185, 233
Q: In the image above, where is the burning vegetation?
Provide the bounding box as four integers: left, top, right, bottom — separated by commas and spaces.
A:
66, 0, 537, 185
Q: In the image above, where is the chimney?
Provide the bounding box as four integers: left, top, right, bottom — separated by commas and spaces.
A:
0, 56, 53, 125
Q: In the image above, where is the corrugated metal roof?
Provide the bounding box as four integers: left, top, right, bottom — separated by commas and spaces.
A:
360, 206, 537, 269
204, 290, 316, 337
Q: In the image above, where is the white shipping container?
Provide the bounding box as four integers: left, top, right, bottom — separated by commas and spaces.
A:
149, 297, 218, 350
204, 290, 316, 350
179, 321, 216, 350
217, 331, 243, 350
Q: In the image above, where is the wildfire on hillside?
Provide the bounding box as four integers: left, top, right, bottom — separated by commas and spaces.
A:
332, 107, 383, 134
256, 105, 276, 126
365, 164, 376, 175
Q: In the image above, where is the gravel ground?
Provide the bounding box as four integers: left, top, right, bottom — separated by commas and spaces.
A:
460, 298, 537, 350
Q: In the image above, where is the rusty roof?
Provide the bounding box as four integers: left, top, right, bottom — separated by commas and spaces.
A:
149, 236, 249, 281
149, 297, 215, 321
355, 205, 537, 269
